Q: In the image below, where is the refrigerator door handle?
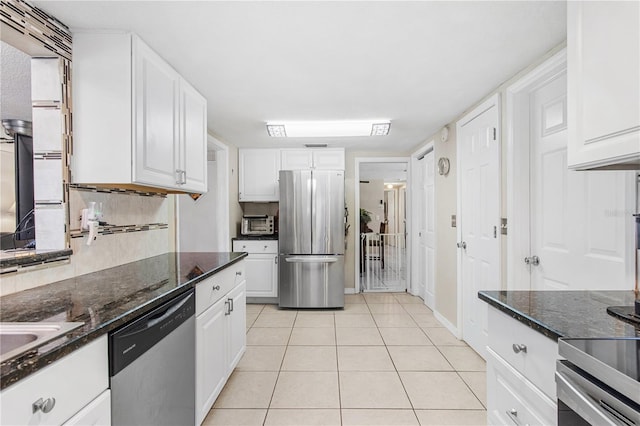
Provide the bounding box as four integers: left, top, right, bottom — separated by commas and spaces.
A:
285, 256, 339, 263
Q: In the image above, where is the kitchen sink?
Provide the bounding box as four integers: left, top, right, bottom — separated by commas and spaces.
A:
0, 322, 84, 363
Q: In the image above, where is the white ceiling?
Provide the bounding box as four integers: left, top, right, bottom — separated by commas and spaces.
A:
34, 1, 566, 153
360, 162, 408, 182
1, 41, 32, 122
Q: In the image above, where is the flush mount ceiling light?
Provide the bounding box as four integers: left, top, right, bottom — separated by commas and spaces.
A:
266, 120, 391, 137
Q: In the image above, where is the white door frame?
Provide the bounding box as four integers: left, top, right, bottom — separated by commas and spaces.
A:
209, 135, 230, 251
410, 140, 435, 303
456, 93, 501, 340
354, 157, 411, 293
505, 49, 567, 290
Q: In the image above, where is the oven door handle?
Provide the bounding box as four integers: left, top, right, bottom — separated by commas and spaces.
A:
556, 371, 626, 426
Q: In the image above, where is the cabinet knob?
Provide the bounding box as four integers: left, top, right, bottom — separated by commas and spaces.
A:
236, 271, 242, 276
33, 397, 56, 414
212, 285, 220, 291
512, 343, 527, 354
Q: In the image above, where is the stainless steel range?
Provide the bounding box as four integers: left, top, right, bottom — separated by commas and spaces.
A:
556, 338, 640, 425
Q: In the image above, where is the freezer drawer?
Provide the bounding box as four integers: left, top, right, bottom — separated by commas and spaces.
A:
278, 255, 344, 308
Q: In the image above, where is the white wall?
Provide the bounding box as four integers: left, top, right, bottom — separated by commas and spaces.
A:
359, 179, 384, 233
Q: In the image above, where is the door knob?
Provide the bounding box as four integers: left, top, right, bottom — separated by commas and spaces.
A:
457, 241, 467, 249
524, 256, 540, 266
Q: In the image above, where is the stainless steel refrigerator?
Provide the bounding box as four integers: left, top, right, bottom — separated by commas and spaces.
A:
279, 170, 345, 308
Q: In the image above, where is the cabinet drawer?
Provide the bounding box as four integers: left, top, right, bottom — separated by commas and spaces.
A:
233, 240, 278, 254
63, 389, 110, 426
487, 347, 557, 426
488, 307, 558, 399
1, 336, 108, 426
196, 261, 245, 315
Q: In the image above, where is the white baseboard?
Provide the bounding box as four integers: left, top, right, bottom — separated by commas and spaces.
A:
344, 287, 357, 294
434, 310, 462, 339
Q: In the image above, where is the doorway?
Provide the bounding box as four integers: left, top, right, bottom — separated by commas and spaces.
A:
507, 49, 636, 291
457, 94, 501, 360
355, 158, 409, 293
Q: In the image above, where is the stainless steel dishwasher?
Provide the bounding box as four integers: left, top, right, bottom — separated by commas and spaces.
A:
110, 289, 195, 426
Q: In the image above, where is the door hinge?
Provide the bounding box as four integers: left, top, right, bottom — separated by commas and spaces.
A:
500, 218, 507, 235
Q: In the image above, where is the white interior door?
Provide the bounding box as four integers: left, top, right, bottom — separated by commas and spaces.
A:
423, 151, 436, 309
529, 71, 633, 290
459, 99, 500, 360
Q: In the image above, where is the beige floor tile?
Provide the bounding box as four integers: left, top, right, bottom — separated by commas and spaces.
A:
336, 328, 384, 346
394, 294, 423, 304
281, 346, 337, 371
345, 294, 366, 304
421, 328, 467, 346
246, 313, 259, 328
294, 314, 335, 328
336, 304, 371, 314
213, 372, 278, 408
246, 328, 291, 346
459, 371, 487, 407
409, 313, 443, 328
253, 313, 296, 328
202, 408, 266, 425
289, 327, 336, 345
399, 372, 483, 409
246, 304, 265, 314
414, 410, 486, 426
235, 346, 286, 371
297, 309, 336, 315
341, 409, 419, 425
364, 294, 399, 304
373, 313, 417, 328
264, 409, 341, 426
367, 303, 408, 314
401, 304, 433, 314
270, 372, 340, 408
340, 372, 411, 408
387, 346, 453, 371
261, 304, 282, 311
439, 346, 486, 371
335, 313, 376, 328
378, 328, 433, 346
337, 346, 395, 371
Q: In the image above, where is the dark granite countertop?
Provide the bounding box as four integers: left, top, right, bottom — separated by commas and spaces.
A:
0, 251, 246, 389
232, 235, 278, 241
479, 290, 640, 341
0, 248, 73, 270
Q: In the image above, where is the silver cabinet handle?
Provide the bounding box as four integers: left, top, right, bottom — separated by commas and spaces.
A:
228, 297, 234, 312
33, 397, 56, 414
275, 256, 278, 264
285, 257, 338, 263
212, 285, 220, 291
512, 343, 527, 354
181, 170, 186, 184
236, 271, 242, 276
224, 300, 231, 315
524, 256, 540, 266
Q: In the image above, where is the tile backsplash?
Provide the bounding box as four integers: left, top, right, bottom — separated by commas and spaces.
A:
0, 189, 175, 296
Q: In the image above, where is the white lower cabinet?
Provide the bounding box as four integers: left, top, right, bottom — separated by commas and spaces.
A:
486, 306, 558, 426
0, 336, 109, 426
232, 240, 278, 298
63, 390, 110, 426
195, 261, 246, 425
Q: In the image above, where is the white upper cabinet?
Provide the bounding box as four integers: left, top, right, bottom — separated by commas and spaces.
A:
72, 32, 207, 192
567, 1, 640, 170
281, 148, 345, 170
238, 149, 280, 201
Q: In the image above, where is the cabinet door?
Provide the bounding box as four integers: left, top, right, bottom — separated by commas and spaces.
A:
238, 149, 280, 201
195, 296, 228, 425
281, 150, 313, 170
244, 254, 278, 298
313, 149, 345, 170
227, 281, 247, 372
133, 36, 180, 189
568, 1, 640, 169
179, 80, 207, 193
63, 390, 110, 426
